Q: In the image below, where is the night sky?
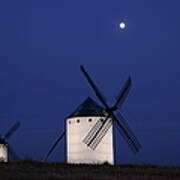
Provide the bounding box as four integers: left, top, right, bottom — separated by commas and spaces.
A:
0, 0, 180, 165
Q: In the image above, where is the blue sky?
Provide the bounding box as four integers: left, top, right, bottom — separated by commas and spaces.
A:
0, 0, 180, 165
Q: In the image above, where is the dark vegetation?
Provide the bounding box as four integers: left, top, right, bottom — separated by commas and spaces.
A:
0, 161, 180, 180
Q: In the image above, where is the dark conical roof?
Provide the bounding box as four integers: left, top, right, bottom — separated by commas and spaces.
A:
67, 97, 105, 118
0, 138, 6, 144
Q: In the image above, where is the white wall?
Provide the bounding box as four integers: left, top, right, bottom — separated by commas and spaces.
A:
66, 116, 114, 164
0, 144, 8, 162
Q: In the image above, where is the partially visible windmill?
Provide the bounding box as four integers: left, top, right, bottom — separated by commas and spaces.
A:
0, 122, 20, 162
80, 65, 141, 153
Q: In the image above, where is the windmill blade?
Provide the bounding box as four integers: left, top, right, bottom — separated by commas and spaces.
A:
80, 65, 109, 108
3, 122, 20, 140
8, 144, 20, 161
116, 113, 141, 149
112, 114, 141, 153
43, 130, 66, 162
83, 114, 111, 149
113, 76, 132, 110
83, 117, 105, 145
89, 118, 112, 150
84, 112, 141, 152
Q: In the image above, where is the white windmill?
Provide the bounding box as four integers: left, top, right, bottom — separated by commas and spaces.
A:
66, 97, 114, 164
0, 122, 20, 162
43, 66, 141, 164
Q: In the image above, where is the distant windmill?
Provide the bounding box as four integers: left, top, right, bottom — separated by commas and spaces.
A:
43, 66, 141, 164
0, 122, 20, 162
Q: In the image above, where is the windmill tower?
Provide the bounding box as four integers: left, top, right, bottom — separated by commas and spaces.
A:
0, 139, 8, 162
66, 97, 114, 164
0, 122, 20, 162
43, 66, 141, 164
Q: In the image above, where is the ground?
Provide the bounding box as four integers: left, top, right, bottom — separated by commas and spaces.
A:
0, 161, 180, 180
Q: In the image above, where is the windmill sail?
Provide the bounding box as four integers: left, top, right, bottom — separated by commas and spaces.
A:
113, 114, 140, 153
81, 65, 141, 153
116, 113, 141, 149
83, 115, 112, 148
114, 76, 132, 109
80, 65, 108, 108
3, 122, 20, 140
83, 117, 106, 145
88, 118, 112, 150
43, 130, 66, 162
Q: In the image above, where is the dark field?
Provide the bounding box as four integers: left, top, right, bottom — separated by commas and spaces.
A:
0, 162, 180, 180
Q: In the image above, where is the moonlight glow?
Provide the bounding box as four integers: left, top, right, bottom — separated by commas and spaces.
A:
119, 22, 126, 29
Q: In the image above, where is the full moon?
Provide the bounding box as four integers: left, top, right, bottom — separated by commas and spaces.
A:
119, 22, 126, 29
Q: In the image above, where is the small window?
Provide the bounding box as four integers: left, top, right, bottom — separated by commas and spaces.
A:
77, 119, 80, 123
88, 119, 92, 122
100, 118, 104, 122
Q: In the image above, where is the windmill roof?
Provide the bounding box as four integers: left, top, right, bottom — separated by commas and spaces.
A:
0, 138, 6, 144
67, 97, 105, 118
